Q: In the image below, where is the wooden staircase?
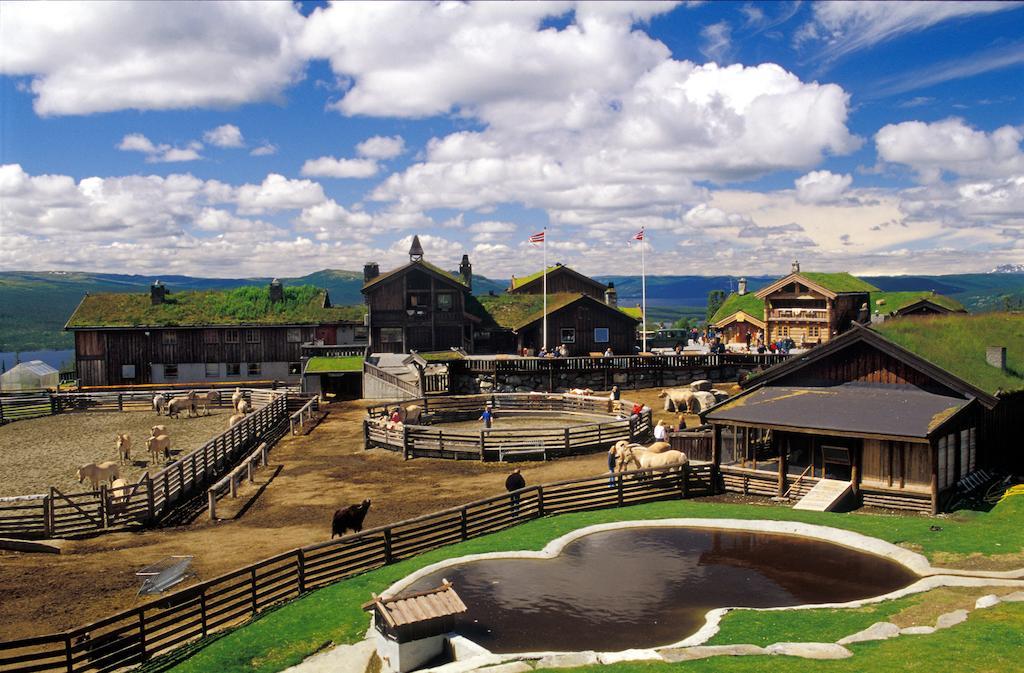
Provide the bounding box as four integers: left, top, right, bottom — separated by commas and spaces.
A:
792, 478, 852, 512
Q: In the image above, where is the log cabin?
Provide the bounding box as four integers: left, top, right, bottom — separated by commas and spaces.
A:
508, 263, 612, 300
709, 278, 766, 346
361, 236, 479, 354
65, 280, 365, 386
754, 261, 878, 346
703, 314, 1024, 513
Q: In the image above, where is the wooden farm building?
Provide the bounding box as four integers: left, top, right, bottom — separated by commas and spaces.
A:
704, 314, 1024, 513
712, 266, 964, 348
361, 236, 479, 354
66, 280, 365, 386
508, 263, 612, 300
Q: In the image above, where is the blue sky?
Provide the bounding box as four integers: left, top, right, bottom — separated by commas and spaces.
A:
1, 1, 1022, 279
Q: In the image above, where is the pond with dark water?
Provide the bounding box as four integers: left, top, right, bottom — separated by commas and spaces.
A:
404, 527, 917, 653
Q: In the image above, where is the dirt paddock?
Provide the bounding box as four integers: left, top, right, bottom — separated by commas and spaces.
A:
0, 386, 713, 640
0, 411, 231, 497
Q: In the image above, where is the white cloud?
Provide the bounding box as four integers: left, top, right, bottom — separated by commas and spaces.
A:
699, 21, 734, 64
234, 173, 326, 214
203, 124, 245, 148
356, 135, 406, 159
796, 1, 1017, 63
875, 118, 1024, 182
300, 156, 379, 179
116, 134, 203, 163
795, 170, 853, 204
250, 143, 278, 157
0, 1, 307, 115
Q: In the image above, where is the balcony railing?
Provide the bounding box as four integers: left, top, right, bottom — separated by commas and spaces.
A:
769, 309, 829, 322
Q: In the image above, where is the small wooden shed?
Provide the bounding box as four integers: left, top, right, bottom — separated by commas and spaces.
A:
362, 580, 468, 673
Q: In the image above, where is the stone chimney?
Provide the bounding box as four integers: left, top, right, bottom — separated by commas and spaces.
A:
459, 254, 472, 291
604, 281, 618, 307
150, 280, 167, 305
363, 262, 380, 283
987, 346, 1007, 370
791, 259, 800, 274
269, 278, 284, 303
737, 278, 747, 296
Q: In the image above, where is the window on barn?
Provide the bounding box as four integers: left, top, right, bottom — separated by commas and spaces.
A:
204, 329, 219, 344
205, 363, 219, 378
594, 327, 609, 343
248, 362, 262, 376
353, 326, 368, 342
225, 329, 240, 343
164, 364, 178, 379
246, 330, 261, 343
226, 363, 240, 376
162, 331, 177, 345
286, 328, 302, 343
560, 328, 576, 344
121, 364, 136, 379
436, 293, 453, 311
381, 328, 403, 344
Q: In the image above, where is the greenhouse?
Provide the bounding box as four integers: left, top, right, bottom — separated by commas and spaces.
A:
0, 360, 59, 392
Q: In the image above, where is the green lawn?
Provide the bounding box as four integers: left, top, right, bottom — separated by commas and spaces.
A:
153, 493, 1024, 673
549, 601, 1024, 672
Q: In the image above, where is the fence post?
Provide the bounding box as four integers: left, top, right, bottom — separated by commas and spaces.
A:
297, 549, 306, 594
99, 484, 109, 528
383, 528, 394, 564
64, 634, 73, 673
208, 490, 217, 520
138, 608, 148, 662
44, 491, 54, 538
251, 567, 258, 614
479, 430, 486, 461
118, 393, 123, 412
199, 588, 208, 638
536, 485, 545, 517
460, 507, 468, 540
563, 428, 570, 454
680, 463, 690, 499
145, 474, 155, 522
402, 426, 410, 461
617, 473, 624, 506
363, 420, 370, 450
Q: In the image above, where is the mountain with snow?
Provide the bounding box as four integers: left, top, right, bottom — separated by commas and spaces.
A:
991, 264, 1024, 273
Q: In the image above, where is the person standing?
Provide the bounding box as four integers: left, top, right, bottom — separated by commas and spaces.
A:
607, 446, 618, 487
654, 419, 668, 443
479, 404, 494, 429
505, 469, 526, 515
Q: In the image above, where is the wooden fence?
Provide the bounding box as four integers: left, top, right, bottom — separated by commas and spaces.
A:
364, 393, 653, 461
0, 390, 290, 540
0, 463, 714, 673
452, 352, 789, 376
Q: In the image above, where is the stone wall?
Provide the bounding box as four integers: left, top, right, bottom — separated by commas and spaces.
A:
451, 365, 755, 394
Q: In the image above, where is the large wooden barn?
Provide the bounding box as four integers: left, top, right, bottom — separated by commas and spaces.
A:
361, 236, 480, 354
66, 281, 364, 386
704, 314, 1024, 513
508, 263, 611, 300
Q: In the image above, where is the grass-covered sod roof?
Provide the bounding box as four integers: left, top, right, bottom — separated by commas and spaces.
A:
711, 292, 766, 324
67, 285, 366, 328
871, 291, 966, 314
800, 272, 880, 293
304, 356, 363, 373
874, 313, 1024, 394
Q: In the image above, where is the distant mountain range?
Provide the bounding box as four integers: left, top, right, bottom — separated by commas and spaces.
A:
2, 268, 1024, 351
991, 264, 1024, 274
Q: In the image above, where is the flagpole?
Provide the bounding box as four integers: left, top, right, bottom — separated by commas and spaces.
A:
542, 227, 548, 352
641, 229, 647, 354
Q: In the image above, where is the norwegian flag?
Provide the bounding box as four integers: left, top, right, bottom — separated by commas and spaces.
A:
528, 231, 546, 244
633, 228, 645, 241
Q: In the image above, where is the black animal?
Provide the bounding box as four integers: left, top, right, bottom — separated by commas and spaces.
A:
331, 499, 371, 538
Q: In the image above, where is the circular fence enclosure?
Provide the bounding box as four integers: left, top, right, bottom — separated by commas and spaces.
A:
364, 393, 654, 461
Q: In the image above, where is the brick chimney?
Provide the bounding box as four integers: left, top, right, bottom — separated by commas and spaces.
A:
604, 281, 618, 307
269, 278, 284, 303
459, 254, 472, 291
150, 280, 167, 305
987, 346, 1007, 370
364, 262, 380, 283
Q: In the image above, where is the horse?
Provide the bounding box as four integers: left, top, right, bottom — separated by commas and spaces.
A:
616, 445, 687, 480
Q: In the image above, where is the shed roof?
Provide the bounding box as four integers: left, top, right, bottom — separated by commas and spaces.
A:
755, 272, 879, 300
711, 293, 766, 324
304, 356, 363, 373
706, 383, 969, 439
511, 293, 640, 331
362, 259, 468, 292
362, 581, 467, 628
508, 264, 606, 293
871, 291, 966, 314
66, 285, 364, 329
